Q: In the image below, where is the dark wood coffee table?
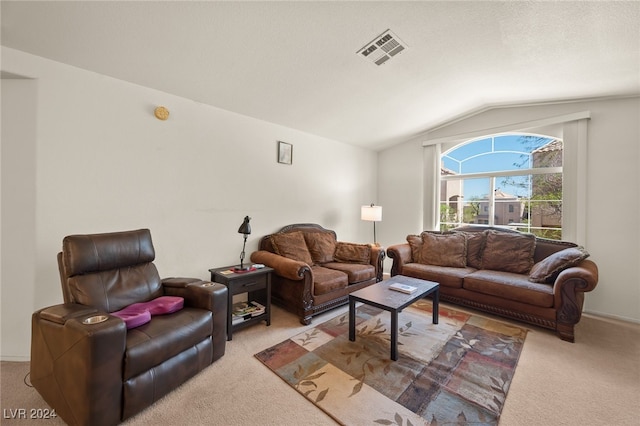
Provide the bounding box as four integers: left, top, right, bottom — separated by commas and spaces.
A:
348, 275, 439, 361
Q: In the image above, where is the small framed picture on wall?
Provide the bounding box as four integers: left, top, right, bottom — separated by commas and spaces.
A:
278, 141, 293, 165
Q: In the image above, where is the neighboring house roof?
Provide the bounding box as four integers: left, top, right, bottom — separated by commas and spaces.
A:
533, 139, 562, 153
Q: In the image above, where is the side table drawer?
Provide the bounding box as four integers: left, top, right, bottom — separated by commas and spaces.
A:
228, 274, 267, 295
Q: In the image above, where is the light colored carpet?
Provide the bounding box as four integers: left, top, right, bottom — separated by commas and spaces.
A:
1, 303, 639, 425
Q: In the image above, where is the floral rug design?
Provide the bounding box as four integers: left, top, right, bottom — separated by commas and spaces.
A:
255, 300, 527, 425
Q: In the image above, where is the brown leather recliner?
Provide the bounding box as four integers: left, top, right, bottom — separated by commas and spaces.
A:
30, 229, 227, 426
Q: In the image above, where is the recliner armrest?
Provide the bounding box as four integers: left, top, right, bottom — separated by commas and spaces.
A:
162, 278, 228, 360
31, 304, 126, 426
39, 303, 99, 324
162, 277, 227, 311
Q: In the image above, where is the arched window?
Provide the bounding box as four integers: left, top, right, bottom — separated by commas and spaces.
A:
440, 134, 563, 239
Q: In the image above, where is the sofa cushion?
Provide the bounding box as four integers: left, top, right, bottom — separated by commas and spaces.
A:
112, 305, 152, 329
402, 263, 475, 289
420, 232, 467, 268
304, 232, 336, 264
311, 266, 348, 295
529, 246, 590, 283
481, 230, 536, 274
142, 296, 184, 315
407, 234, 423, 263
323, 262, 375, 284
111, 296, 184, 329
463, 269, 554, 308
454, 230, 487, 269
334, 242, 371, 264
270, 231, 313, 265
124, 307, 213, 380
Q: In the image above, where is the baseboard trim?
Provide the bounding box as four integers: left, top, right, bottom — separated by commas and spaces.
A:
1, 355, 30, 362
583, 309, 640, 325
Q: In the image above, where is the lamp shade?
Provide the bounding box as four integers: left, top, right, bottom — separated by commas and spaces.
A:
361, 205, 382, 222
237, 216, 251, 235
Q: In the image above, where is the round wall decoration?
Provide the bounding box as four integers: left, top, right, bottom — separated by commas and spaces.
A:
154, 106, 170, 120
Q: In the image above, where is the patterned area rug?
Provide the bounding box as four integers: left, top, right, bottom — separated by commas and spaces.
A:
255, 300, 527, 425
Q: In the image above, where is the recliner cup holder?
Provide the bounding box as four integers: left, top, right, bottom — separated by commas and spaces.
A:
82, 315, 108, 325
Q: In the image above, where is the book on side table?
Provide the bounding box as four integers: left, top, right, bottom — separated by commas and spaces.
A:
389, 282, 418, 294
232, 301, 266, 324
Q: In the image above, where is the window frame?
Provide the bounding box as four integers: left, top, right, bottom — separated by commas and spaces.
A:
439, 136, 563, 236
421, 111, 590, 245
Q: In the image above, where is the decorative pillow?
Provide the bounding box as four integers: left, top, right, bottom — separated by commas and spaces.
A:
419, 232, 467, 268
529, 246, 590, 283
406, 234, 423, 263
334, 242, 371, 264
454, 230, 488, 269
304, 232, 336, 264
270, 231, 314, 265
481, 230, 536, 274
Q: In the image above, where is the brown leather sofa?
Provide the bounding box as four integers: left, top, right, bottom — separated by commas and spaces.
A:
387, 226, 598, 342
250, 223, 385, 324
30, 229, 228, 426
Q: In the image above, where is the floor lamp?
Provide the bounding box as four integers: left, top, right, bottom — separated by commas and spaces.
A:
361, 203, 382, 244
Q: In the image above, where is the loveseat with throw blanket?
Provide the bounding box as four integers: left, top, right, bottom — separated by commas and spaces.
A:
387, 226, 598, 342
250, 223, 385, 324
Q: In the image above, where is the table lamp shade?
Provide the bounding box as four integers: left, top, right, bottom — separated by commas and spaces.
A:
237, 216, 251, 235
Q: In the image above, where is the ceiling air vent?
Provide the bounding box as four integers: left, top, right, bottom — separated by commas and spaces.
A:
357, 29, 407, 66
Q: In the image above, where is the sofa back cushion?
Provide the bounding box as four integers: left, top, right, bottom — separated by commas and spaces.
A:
454, 230, 487, 269
407, 234, 423, 263
533, 238, 578, 263
270, 231, 314, 265
419, 232, 467, 268
334, 242, 371, 264
304, 232, 336, 264
481, 230, 536, 274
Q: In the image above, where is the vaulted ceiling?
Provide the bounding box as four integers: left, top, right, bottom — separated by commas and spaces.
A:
2, 1, 639, 150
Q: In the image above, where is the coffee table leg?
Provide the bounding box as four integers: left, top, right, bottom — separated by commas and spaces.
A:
349, 297, 356, 341
433, 288, 439, 324
391, 310, 398, 361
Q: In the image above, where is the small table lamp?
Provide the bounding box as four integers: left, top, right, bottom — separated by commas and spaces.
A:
234, 216, 252, 272
361, 203, 382, 244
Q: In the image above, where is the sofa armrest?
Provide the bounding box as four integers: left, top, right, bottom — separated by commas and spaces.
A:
386, 243, 413, 276
250, 250, 310, 281
370, 245, 386, 281
552, 259, 599, 326
31, 304, 126, 426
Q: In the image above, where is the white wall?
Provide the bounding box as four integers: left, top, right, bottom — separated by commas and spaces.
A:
0, 47, 378, 360
378, 96, 640, 323
1, 78, 38, 360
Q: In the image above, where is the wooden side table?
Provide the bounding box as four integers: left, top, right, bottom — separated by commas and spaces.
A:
209, 265, 273, 341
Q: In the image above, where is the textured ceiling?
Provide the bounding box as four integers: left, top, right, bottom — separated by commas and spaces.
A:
2, 1, 639, 150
